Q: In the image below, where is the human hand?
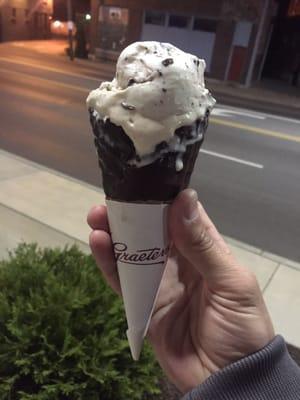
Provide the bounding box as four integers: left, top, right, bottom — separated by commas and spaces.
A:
87, 189, 274, 394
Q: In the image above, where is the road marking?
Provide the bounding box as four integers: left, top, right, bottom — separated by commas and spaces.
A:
200, 149, 264, 169
218, 104, 300, 125
0, 66, 89, 94
212, 107, 265, 120
0, 56, 100, 82
210, 118, 300, 143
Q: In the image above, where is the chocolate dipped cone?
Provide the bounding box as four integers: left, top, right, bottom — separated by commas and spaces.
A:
86, 41, 215, 360
89, 111, 208, 202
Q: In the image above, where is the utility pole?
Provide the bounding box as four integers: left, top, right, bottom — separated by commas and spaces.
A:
245, 0, 269, 87
67, 0, 74, 61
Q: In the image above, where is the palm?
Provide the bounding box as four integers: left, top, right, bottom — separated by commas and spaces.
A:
148, 246, 272, 393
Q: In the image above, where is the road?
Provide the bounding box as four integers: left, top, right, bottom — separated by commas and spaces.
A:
1, 42, 300, 262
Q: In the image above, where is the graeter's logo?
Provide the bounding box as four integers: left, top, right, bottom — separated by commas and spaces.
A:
113, 242, 169, 266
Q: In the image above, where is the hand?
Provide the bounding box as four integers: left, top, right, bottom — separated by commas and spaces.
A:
87, 189, 274, 394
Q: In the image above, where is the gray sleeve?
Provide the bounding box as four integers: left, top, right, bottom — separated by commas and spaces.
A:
182, 336, 300, 400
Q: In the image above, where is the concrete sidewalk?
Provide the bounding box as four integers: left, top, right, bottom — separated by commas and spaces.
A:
1, 148, 300, 348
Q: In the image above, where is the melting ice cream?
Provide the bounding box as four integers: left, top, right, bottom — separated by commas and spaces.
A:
87, 41, 215, 164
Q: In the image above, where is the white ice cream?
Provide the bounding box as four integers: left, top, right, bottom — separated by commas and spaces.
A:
87, 41, 215, 157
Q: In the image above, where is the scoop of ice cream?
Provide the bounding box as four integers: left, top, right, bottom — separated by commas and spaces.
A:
87, 41, 215, 157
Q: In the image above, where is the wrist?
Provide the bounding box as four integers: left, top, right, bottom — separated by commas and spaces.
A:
182, 336, 300, 400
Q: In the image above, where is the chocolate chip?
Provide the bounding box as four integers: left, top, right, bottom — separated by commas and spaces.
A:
162, 88, 167, 93
128, 78, 135, 86
162, 58, 174, 67
156, 141, 168, 152
121, 102, 136, 111
158, 70, 163, 76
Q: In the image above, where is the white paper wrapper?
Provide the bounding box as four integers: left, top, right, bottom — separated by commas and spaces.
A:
106, 199, 169, 360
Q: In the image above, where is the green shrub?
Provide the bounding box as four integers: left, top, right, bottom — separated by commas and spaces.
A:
0, 244, 162, 399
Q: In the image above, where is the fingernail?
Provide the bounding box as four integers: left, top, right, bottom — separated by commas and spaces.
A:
183, 190, 199, 221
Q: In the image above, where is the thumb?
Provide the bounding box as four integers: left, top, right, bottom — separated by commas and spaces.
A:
169, 189, 239, 288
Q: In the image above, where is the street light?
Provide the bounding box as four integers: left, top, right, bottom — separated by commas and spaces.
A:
53, 19, 61, 28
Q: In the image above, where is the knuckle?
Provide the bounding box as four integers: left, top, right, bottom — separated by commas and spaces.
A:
89, 231, 97, 247
240, 269, 260, 294
189, 226, 214, 253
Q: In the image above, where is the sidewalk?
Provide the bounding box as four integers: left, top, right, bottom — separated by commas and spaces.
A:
1, 148, 300, 348
9, 40, 300, 119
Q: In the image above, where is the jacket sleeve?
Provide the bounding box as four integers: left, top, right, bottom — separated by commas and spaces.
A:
182, 336, 300, 400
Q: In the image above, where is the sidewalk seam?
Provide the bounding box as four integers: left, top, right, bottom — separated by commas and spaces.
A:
262, 263, 280, 293
0, 202, 90, 248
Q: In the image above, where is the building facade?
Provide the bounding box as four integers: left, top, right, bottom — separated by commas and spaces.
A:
0, 0, 53, 43
89, 0, 279, 85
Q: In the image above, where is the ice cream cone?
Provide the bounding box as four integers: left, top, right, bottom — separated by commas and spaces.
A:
86, 41, 215, 359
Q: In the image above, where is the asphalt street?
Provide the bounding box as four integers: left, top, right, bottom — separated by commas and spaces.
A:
0, 42, 300, 262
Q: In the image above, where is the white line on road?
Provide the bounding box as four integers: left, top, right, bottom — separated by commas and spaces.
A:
212, 107, 266, 120
218, 104, 300, 125
200, 149, 264, 169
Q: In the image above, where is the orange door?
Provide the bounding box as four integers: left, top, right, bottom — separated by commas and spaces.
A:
228, 46, 247, 82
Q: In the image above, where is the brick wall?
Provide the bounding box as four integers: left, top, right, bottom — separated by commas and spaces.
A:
0, 0, 52, 42
90, 0, 100, 53
210, 20, 235, 80
126, 8, 143, 46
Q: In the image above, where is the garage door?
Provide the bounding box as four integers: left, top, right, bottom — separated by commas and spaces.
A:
141, 11, 217, 72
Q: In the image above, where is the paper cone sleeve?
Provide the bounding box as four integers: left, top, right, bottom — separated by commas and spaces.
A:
106, 199, 169, 360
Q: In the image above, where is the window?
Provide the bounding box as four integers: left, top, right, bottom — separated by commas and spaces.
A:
193, 18, 217, 33
98, 6, 129, 52
145, 10, 166, 26
168, 15, 190, 29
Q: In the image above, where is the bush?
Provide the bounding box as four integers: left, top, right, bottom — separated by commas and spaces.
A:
0, 244, 162, 399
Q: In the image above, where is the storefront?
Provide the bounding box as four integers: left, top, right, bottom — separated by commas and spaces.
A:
90, 0, 276, 85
